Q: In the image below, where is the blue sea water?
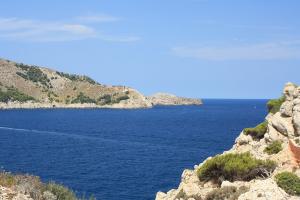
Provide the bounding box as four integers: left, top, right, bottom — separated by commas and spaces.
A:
0, 99, 268, 200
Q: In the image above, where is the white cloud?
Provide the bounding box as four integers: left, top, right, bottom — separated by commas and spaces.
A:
77, 14, 120, 23
172, 42, 300, 60
0, 17, 139, 42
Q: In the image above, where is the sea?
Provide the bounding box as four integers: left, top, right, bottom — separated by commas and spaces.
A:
0, 99, 268, 200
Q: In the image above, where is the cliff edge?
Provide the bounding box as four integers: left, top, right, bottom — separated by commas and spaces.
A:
156, 82, 300, 200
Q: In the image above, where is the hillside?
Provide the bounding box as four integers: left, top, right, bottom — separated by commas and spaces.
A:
0, 59, 201, 109
156, 82, 300, 200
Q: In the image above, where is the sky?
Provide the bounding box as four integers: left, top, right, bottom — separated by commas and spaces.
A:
0, 0, 300, 99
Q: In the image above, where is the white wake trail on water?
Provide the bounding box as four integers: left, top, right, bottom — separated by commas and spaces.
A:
0, 126, 194, 150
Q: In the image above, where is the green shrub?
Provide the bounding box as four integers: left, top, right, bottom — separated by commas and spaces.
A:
0, 172, 16, 187
71, 92, 96, 104
267, 96, 285, 114
197, 152, 276, 183
275, 172, 300, 196
264, 141, 283, 155
0, 87, 35, 103
244, 121, 268, 140
205, 186, 249, 200
44, 182, 77, 200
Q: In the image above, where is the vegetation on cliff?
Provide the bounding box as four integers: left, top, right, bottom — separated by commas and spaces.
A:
267, 96, 285, 114
205, 186, 249, 200
264, 140, 283, 155
243, 121, 268, 140
197, 152, 276, 183
0, 171, 95, 200
275, 172, 300, 196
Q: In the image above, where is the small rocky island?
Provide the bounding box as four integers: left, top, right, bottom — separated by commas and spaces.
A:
0, 59, 201, 109
156, 82, 300, 200
147, 93, 202, 106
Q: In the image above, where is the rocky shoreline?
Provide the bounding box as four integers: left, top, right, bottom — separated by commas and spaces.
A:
0, 94, 202, 110
156, 82, 300, 200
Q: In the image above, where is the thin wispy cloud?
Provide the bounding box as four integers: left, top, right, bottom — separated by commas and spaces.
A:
172, 41, 300, 61
77, 14, 120, 23
0, 16, 139, 42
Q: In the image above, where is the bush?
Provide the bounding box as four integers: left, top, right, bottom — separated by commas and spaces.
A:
0, 172, 16, 187
0, 87, 35, 103
71, 92, 96, 104
244, 121, 268, 140
267, 97, 285, 114
264, 141, 283, 155
44, 182, 77, 200
205, 186, 249, 200
197, 152, 276, 183
275, 172, 300, 196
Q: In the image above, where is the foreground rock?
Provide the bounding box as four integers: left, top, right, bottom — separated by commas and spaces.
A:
147, 93, 202, 106
0, 172, 84, 200
156, 82, 300, 200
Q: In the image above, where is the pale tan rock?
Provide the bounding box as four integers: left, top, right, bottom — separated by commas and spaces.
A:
235, 132, 253, 145
238, 179, 293, 200
267, 112, 294, 137
283, 82, 296, 101
280, 101, 294, 117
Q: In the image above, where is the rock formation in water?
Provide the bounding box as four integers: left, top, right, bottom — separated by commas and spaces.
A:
0, 58, 201, 109
156, 82, 300, 200
147, 93, 202, 106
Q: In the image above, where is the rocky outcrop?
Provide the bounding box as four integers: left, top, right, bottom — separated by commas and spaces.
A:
147, 93, 202, 106
156, 82, 300, 200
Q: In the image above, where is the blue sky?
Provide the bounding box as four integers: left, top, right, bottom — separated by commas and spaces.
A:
0, 0, 300, 99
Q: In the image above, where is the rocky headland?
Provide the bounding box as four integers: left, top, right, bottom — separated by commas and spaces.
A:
156, 82, 300, 200
0, 58, 201, 109
147, 93, 202, 106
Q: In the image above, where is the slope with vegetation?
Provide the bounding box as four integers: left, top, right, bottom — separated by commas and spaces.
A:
0, 58, 201, 109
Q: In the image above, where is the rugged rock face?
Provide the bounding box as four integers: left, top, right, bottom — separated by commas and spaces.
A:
147, 93, 202, 106
0, 59, 201, 109
156, 82, 300, 200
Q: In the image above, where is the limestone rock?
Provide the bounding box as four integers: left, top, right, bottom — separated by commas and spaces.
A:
267, 112, 294, 137
238, 179, 293, 200
280, 101, 293, 117
235, 132, 253, 145
283, 82, 296, 101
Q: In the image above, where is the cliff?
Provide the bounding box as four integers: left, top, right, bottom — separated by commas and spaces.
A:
0, 58, 201, 109
156, 82, 300, 200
